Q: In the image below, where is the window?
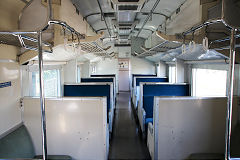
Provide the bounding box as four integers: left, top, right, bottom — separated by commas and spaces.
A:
77, 66, 81, 83
192, 68, 227, 97
31, 69, 61, 97
91, 64, 96, 74
169, 65, 176, 83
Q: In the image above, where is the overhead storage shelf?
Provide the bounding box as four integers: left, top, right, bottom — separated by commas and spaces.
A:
137, 40, 182, 57
80, 42, 104, 53
0, 32, 52, 53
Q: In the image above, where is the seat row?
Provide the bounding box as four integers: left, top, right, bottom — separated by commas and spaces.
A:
131, 74, 239, 159
0, 74, 116, 160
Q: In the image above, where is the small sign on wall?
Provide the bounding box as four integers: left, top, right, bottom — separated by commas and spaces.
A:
118, 61, 129, 69
0, 81, 11, 88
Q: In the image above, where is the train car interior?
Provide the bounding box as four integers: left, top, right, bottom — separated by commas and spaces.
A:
0, 0, 240, 159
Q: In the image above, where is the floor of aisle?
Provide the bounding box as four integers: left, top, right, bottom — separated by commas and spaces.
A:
108, 92, 151, 160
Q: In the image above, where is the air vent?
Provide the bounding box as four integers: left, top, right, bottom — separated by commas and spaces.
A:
112, 20, 138, 29
111, 0, 145, 12
119, 35, 129, 39
118, 5, 138, 11
104, 12, 115, 17
119, 24, 132, 27
119, 27, 131, 30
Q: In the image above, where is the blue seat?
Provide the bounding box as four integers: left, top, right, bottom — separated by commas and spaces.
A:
64, 84, 111, 113
132, 74, 157, 87
146, 118, 153, 124
81, 78, 115, 101
142, 84, 190, 130
136, 77, 168, 87
81, 78, 113, 83
91, 74, 115, 77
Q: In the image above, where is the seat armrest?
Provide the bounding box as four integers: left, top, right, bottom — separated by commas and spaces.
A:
139, 107, 146, 133
147, 122, 154, 159
142, 107, 146, 127
108, 110, 113, 132
148, 122, 153, 136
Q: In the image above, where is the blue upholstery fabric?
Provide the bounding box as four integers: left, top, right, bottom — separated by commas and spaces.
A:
91, 74, 115, 77
0, 125, 35, 159
145, 118, 153, 124
132, 74, 157, 87
143, 84, 190, 118
136, 77, 168, 86
81, 78, 114, 97
64, 84, 111, 112
81, 78, 113, 83
143, 96, 154, 119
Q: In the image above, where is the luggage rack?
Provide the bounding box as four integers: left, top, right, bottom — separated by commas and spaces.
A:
136, 40, 182, 57
0, 32, 52, 53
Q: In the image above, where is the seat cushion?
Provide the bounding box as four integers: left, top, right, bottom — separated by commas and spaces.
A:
145, 118, 153, 124
0, 125, 35, 159
34, 155, 72, 160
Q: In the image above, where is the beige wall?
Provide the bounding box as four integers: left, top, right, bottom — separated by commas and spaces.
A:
0, 0, 25, 31
0, 44, 18, 61
0, 62, 22, 135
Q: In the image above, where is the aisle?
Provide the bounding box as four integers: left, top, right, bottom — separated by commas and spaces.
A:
108, 92, 151, 160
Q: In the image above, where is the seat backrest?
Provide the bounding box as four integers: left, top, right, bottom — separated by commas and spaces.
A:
64, 84, 111, 112
0, 125, 35, 159
143, 84, 190, 118
91, 74, 115, 78
132, 74, 157, 87
81, 78, 115, 96
136, 77, 168, 87
81, 78, 113, 83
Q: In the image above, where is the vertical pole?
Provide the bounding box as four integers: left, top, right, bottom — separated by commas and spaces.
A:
225, 28, 237, 160
38, 31, 48, 160
48, 0, 53, 20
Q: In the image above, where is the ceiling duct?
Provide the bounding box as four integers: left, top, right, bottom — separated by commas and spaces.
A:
113, 20, 138, 29
111, 0, 145, 12
119, 23, 133, 27
118, 28, 131, 35
119, 35, 129, 39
